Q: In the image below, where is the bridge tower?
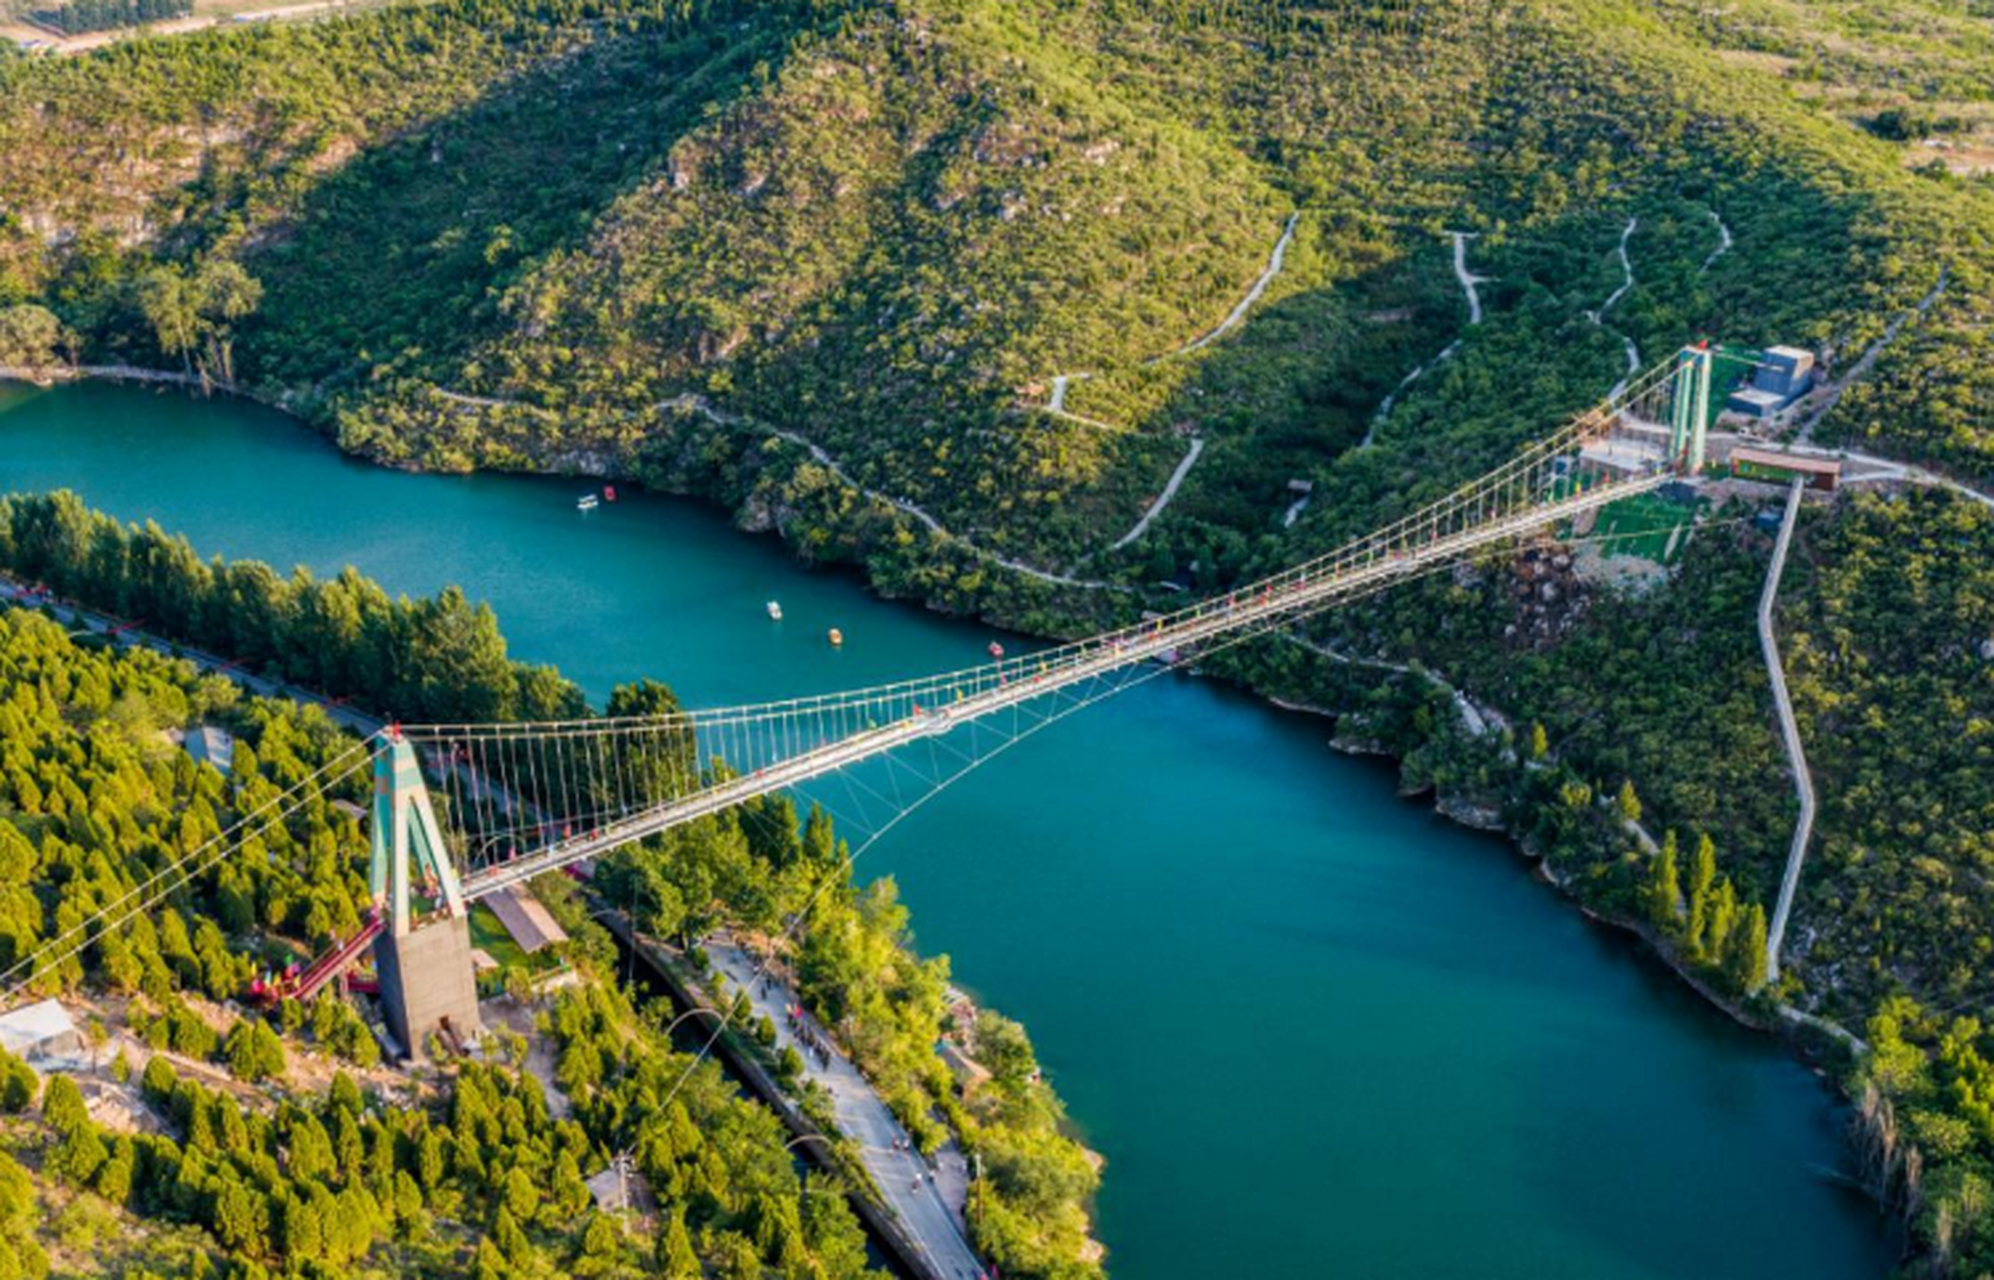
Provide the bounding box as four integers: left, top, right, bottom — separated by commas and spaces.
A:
1668, 343, 1715, 474
369, 731, 482, 1061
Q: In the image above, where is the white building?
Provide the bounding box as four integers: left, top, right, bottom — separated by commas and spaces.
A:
185, 725, 236, 776
0, 999, 85, 1067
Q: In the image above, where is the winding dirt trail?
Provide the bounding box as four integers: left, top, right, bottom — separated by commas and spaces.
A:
1585, 216, 1640, 401
1039, 373, 1117, 433
1173, 212, 1301, 357
0, 362, 206, 389
1360, 231, 1486, 450
1108, 437, 1205, 552
1450, 231, 1487, 325
6, 0, 365, 56
1794, 267, 1948, 444
652, 396, 1122, 589
1036, 210, 1301, 425
1702, 209, 1733, 273
1088, 214, 1301, 547
1039, 212, 1300, 551
422, 383, 1120, 589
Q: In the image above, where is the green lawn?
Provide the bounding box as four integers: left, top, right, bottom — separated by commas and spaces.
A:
1590, 491, 1701, 564
467, 903, 561, 976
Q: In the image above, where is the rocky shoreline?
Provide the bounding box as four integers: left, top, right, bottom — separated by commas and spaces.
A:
1293, 664, 1874, 1089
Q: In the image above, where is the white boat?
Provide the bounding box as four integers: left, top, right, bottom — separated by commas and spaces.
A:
576, 493, 600, 511
766, 600, 783, 621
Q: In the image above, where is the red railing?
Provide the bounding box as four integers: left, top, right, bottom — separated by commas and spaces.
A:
248, 914, 383, 1005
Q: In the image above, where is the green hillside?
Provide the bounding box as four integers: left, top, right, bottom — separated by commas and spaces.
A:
3, 0, 1988, 576
1, 0, 1993, 1272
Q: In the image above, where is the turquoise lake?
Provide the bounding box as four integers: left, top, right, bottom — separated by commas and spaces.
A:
1, 380, 1895, 1279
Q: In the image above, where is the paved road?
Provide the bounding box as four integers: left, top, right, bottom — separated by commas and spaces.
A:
5, 0, 364, 56
1758, 478, 1814, 984
707, 936, 984, 1280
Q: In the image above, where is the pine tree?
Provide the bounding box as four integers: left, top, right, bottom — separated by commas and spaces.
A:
579, 1213, 623, 1269
0, 1050, 37, 1112
502, 1165, 540, 1223
415, 1130, 447, 1191
50, 1124, 108, 1187
328, 1070, 363, 1116
94, 1136, 134, 1205
40, 1074, 88, 1135
659, 1209, 700, 1278
1686, 834, 1717, 958
0, 1150, 49, 1280
326, 1184, 379, 1266
472, 1237, 507, 1280
494, 1205, 532, 1267
1726, 904, 1770, 994
218, 1100, 250, 1156
279, 1191, 325, 1263
391, 1171, 424, 1228
1616, 779, 1641, 824
284, 1109, 334, 1183
1646, 831, 1681, 932
139, 1055, 177, 1103
213, 1179, 265, 1254
719, 1233, 760, 1280
551, 1149, 590, 1219
1706, 880, 1738, 966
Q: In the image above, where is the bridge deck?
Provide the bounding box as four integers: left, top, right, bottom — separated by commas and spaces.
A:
456, 470, 1662, 899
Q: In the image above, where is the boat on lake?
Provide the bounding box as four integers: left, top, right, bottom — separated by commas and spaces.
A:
767, 600, 783, 621
576, 493, 600, 511
828, 627, 844, 647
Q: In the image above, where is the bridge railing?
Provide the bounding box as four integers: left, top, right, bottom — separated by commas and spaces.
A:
440, 463, 1669, 896
0, 351, 1699, 1008
406, 359, 1683, 745
407, 355, 1688, 889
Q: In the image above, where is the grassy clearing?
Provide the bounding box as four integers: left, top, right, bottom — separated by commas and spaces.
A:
467, 902, 560, 976
1591, 490, 1701, 564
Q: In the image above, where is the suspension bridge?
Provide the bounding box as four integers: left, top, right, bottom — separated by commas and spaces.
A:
4, 347, 1723, 1057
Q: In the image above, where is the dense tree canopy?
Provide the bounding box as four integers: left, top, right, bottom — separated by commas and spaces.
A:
0, 525, 1103, 1275
0, 490, 584, 723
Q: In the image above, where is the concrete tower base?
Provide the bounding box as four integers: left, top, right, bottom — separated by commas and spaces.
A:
375, 915, 483, 1062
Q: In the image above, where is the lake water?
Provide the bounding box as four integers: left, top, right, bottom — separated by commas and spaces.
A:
0, 380, 1894, 1279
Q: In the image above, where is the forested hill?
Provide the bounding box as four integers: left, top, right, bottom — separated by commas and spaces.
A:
0, 0, 1989, 593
